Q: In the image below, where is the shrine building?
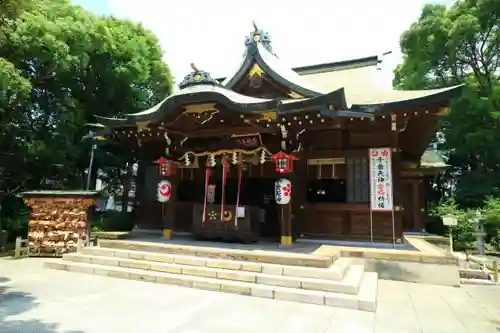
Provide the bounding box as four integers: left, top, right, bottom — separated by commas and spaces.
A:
93, 23, 460, 246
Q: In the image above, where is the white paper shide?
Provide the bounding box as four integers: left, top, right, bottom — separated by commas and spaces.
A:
369, 148, 393, 211
157, 180, 172, 203
275, 178, 291, 205
207, 184, 216, 204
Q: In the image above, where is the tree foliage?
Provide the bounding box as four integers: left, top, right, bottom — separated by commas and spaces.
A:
0, 0, 32, 22
432, 196, 500, 251
0, 0, 173, 235
394, 0, 500, 207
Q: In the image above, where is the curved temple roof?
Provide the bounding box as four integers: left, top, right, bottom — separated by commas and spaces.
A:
95, 23, 464, 129
222, 23, 324, 98
95, 66, 280, 127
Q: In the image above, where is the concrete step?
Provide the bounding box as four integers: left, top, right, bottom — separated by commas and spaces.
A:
63, 253, 361, 294
98, 239, 335, 268
460, 278, 494, 285
79, 247, 348, 281
357, 272, 378, 312
44, 260, 377, 311
459, 268, 489, 280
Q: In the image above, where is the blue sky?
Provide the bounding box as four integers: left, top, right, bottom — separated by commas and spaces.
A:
72, 0, 110, 15
72, 0, 455, 90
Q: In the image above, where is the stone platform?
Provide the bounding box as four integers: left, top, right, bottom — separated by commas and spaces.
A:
44, 239, 378, 311
312, 239, 460, 287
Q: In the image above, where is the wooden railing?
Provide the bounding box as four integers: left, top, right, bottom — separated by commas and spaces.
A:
13, 237, 29, 259
13, 235, 98, 259
468, 255, 499, 284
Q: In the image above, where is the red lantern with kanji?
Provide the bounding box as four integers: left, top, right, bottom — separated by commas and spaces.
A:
271, 151, 297, 174
154, 157, 177, 176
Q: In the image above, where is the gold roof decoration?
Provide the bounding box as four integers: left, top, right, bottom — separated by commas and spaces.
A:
178, 63, 219, 89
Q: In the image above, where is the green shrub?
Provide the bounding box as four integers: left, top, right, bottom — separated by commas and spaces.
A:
431, 197, 500, 252
90, 210, 134, 232
482, 197, 500, 251
431, 200, 475, 251
1, 196, 29, 241
2, 212, 29, 242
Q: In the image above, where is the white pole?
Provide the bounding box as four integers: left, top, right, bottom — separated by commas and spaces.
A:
86, 143, 96, 190
449, 226, 454, 254
391, 207, 396, 247
370, 208, 374, 244
390, 153, 395, 247
368, 149, 374, 243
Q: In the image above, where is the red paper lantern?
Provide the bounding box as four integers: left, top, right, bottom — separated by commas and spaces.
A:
271, 151, 297, 174
154, 157, 177, 176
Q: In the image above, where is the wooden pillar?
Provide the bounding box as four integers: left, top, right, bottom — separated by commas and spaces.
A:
279, 198, 293, 246
134, 160, 146, 229
279, 173, 294, 246
162, 172, 179, 239
411, 180, 420, 231
291, 157, 307, 240
412, 178, 427, 232
391, 114, 403, 242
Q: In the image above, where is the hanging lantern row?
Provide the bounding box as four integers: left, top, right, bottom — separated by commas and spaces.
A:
271, 151, 296, 174
154, 157, 178, 176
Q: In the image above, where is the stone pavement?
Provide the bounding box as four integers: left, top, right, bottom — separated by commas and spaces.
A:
0, 258, 499, 333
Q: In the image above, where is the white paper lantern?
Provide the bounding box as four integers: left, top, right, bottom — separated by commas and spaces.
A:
157, 180, 172, 203
275, 178, 291, 205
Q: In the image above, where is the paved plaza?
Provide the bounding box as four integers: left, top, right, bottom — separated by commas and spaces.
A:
0, 258, 499, 333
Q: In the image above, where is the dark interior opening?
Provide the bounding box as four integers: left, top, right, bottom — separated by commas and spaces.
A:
176, 177, 280, 238
306, 179, 347, 203
177, 180, 204, 202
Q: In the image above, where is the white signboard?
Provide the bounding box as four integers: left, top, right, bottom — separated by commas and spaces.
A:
207, 184, 216, 204
237, 206, 245, 218
369, 148, 393, 211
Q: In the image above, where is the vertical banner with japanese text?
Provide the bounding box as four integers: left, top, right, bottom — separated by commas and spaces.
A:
369, 148, 393, 212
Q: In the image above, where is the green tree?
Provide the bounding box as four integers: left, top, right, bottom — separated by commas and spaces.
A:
0, 0, 173, 237
0, 0, 32, 22
394, 0, 500, 207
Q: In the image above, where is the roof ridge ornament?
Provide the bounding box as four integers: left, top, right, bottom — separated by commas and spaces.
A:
245, 21, 276, 56
178, 63, 219, 89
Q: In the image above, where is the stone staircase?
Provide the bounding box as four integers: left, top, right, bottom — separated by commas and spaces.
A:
44, 240, 378, 311
459, 260, 496, 285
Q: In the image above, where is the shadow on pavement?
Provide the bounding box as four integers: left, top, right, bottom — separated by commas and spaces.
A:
0, 276, 84, 333
371, 260, 419, 281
